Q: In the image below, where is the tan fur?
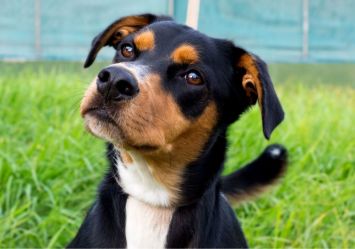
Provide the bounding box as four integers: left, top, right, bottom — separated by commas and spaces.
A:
134, 30, 155, 51
242, 74, 258, 98
103, 16, 151, 44
80, 79, 123, 143
141, 102, 217, 204
80, 79, 98, 117
110, 26, 138, 46
121, 150, 133, 164
171, 44, 199, 64
237, 54, 263, 107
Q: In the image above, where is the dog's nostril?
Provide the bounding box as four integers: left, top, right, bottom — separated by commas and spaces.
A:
98, 70, 110, 82
116, 80, 137, 97
96, 66, 139, 101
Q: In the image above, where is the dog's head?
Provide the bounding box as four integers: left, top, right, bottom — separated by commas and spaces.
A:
80, 14, 284, 205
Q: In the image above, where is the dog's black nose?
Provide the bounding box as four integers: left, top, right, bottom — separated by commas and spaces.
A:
97, 66, 139, 101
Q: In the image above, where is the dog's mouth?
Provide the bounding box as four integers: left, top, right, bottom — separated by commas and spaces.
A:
83, 105, 161, 153
83, 107, 117, 126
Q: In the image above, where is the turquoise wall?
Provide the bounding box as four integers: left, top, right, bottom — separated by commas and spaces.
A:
1, 0, 354, 62
0, 0, 169, 61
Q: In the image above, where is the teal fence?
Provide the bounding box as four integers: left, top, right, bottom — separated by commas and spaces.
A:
0, 0, 354, 63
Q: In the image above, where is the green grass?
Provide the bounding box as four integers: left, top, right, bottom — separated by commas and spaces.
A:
0, 62, 354, 248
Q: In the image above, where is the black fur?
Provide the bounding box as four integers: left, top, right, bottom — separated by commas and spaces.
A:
68, 14, 287, 248
167, 179, 248, 248
221, 144, 288, 201
68, 170, 128, 247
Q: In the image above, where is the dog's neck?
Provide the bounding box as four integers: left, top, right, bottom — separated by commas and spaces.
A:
177, 129, 227, 205
113, 129, 227, 208
115, 149, 173, 207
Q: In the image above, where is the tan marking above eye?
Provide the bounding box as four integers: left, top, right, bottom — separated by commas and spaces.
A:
171, 44, 199, 64
134, 30, 155, 51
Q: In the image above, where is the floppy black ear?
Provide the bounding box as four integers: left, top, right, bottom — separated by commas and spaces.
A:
84, 14, 172, 68
235, 47, 284, 139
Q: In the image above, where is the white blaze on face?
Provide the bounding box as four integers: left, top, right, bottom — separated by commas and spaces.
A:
111, 62, 150, 83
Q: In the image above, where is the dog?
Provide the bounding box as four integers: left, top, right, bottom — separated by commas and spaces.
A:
68, 14, 287, 248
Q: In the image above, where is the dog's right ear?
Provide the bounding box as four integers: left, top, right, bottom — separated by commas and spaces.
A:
84, 14, 172, 68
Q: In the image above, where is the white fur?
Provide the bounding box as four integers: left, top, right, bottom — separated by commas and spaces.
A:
269, 147, 281, 157
116, 151, 172, 207
84, 115, 115, 143
112, 62, 149, 82
125, 197, 174, 249
117, 151, 174, 248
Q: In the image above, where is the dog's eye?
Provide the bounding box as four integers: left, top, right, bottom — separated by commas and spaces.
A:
121, 44, 135, 58
184, 70, 203, 85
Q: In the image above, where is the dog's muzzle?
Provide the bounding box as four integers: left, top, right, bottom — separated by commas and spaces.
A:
97, 66, 140, 102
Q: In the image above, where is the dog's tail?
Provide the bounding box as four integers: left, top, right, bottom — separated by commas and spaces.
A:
220, 144, 288, 203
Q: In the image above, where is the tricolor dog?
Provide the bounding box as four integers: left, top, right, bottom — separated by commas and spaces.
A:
68, 14, 287, 248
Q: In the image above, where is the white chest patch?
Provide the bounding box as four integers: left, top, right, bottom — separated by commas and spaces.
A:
116, 151, 172, 207
125, 197, 174, 249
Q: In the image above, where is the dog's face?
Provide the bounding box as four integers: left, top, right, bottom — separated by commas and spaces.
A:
80, 14, 284, 205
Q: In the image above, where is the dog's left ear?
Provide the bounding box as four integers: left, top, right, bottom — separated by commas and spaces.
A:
84, 14, 172, 68
235, 47, 284, 139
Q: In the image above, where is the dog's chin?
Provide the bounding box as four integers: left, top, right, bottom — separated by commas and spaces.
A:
84, 112, 122, 144
83, 110, 161, 153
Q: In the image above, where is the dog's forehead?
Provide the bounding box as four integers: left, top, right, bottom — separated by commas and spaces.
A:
129, 21, 226, 69
139, 21, 216, 56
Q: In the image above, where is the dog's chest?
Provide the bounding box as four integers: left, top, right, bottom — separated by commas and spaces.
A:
125, 197, 174, 249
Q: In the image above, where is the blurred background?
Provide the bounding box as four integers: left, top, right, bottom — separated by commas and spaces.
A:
1, 0, 355, 62
0, 0, 354, 248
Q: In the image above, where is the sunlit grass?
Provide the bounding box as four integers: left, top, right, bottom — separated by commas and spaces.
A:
0, 62, 354, 247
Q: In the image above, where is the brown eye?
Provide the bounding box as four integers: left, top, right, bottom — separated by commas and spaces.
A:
185, 70, 203, 85
121, 44, 134, 58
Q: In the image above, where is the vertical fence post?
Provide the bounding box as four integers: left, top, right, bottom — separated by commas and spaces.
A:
168, 0, 174, 17
34, 0, 41, 60
302, 0, 309, 59
186, 0, 200, 29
